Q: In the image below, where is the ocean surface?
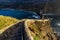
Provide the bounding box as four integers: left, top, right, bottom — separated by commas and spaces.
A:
0, 8, 40, 19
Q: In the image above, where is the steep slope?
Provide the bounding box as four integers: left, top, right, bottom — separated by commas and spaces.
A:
0, 15, 20, 34
0, 19, 57, 40
25, 19, 57, 40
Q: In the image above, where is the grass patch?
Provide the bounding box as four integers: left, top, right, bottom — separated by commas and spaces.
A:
0, 15, 20, 29
27, 20, 51, 40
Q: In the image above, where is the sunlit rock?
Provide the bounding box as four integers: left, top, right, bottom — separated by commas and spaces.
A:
25, 19, 57, 40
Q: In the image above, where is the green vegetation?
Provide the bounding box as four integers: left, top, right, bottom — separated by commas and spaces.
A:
0, 15, 19, 29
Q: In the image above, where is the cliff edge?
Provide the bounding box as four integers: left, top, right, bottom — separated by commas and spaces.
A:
24, 19, 57, 40
0, 19, 57, 40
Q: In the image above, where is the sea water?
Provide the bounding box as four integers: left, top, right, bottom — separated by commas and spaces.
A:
0, 8, 40, 19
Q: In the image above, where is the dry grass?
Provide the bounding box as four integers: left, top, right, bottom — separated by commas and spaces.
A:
0, 15, 19, 29
25, 19, 57, 40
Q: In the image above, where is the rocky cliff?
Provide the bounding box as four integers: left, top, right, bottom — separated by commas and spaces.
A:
0, 19, 57, 40
24, 19, 57, 40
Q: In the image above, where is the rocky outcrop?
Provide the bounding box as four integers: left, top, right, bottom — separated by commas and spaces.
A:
0, 19, 57, 40
24, 19, 57, 40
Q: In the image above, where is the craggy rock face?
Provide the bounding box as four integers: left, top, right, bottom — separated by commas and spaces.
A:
25, 19, 57, 40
